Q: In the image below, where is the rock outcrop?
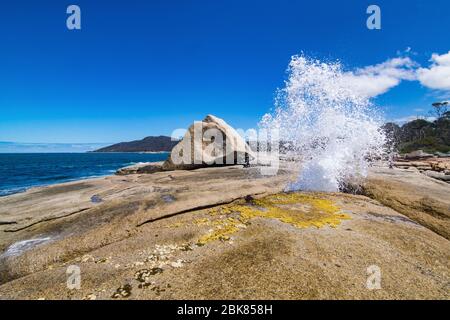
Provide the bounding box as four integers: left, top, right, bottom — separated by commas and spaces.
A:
364, 167, 450, 240
115, 162, 164, 175
162, 115, 254, 171
392, 157, 450, 183
423, 170, 450, 182
0, 164, 449, 299
403, 150, 434, 159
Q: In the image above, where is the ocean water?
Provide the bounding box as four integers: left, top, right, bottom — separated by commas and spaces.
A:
0, 153, 169, 196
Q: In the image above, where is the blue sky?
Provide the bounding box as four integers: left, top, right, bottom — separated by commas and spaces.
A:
1, 0, 449, 146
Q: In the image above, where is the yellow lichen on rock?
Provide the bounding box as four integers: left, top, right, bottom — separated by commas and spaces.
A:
166, 222, 184, 228
194, 218, 210, 226
244, 193, 351, 229
197, 193, 351, 245
196, 218, 241, 246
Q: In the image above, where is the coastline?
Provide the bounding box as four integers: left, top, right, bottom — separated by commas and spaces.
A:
0, 173, 114, 197
0, 152, 170, 197
0, 164, 449, 299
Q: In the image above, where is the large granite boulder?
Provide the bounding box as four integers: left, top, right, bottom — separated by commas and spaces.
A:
162, 115, 255, 170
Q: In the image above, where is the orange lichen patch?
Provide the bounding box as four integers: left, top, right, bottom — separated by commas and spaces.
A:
197, 193, 351, 245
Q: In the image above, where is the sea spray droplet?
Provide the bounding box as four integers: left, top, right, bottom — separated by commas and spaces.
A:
260, 55, 386, 191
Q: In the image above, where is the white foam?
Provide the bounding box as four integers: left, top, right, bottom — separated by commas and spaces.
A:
260, 55, 386, 191
0, 237, 52, 259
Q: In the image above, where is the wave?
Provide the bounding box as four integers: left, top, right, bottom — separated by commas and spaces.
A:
260, 55, 386, 192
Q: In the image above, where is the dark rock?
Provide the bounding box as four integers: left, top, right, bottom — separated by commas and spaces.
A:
116, 162, 164, 175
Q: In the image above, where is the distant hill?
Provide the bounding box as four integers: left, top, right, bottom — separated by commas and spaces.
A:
383, 112, 450, 154
93, 136, 178, 153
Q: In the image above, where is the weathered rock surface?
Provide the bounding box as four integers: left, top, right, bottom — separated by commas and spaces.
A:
116, 162, 164, 175
393, 157, 450, 183
0, 164, 294, 284
394, 158, 450, 172
435, 152, 450, 158
364, 167, 450, 240
0, 164, 449, 299
162, 115, 254, 171
423, 170, 450, 182
403, 150, 434, 159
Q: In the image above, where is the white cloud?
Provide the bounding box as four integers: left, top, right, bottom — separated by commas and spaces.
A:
338, 51, 450, 98
340, 57, 418, 97
417, 51, 450, 91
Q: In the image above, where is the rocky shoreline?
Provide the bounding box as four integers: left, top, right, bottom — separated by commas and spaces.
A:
393, 155, 450, 183
0, 117, 448, 299
0, 162, 448, 299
